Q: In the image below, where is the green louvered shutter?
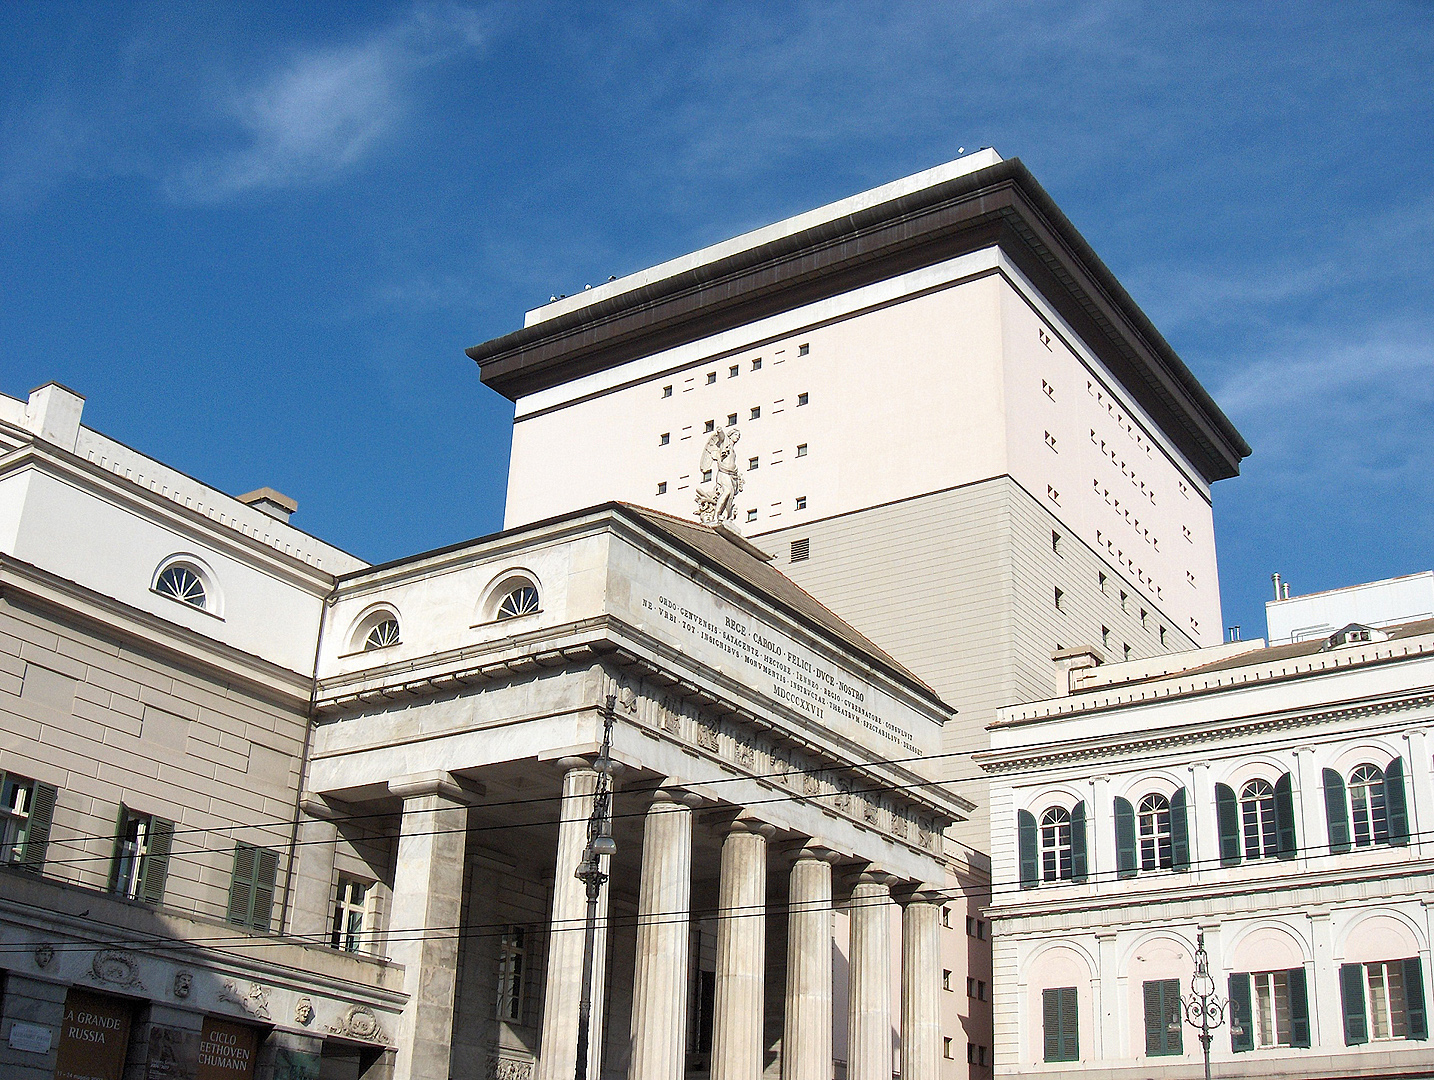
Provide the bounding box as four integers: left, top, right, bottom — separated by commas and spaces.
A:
1340, 962, 1368, 1045
1143, 979, 1181, 1056
1386, 756, 1410, 846
1323, 768, 1351, 853
1228, 973, 1253, 1052
1169, 788, 1190, 870
1274, 772, 1297, 859
1288, 967, 1310, 1047
139, 817, 174, 904
1114, 797, 1137, 879
20, 782, 58, 874
228, 842, 257, 926
1018, 810, 1038, 888
1405, 957, 1427, 1040
1215, 784, 1241, 866
1043, 987, 1078, 1062
251, 847, 279, 932
1070, 802, 1088, 883
1043, 987, 1061, 1061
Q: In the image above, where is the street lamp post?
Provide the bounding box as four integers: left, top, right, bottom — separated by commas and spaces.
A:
1183, 931, 1226, 1080
573, 697, 617, 1080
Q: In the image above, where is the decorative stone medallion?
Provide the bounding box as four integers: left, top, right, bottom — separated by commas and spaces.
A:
173, 970, 193, 998
327, 1004, 384, 1043
89, 949, 145, 990
33, 943, 54, 968
294, 997, 315, 1026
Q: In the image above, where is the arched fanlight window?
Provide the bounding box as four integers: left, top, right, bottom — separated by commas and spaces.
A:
496, 585, 540, 621
1240, 779, 1278, 858
1039, 807, 1072, 882
155, 563, 208, 610
1348, 764, 1389, 847
1138, 793, 1173, 870
363, 618, 401, 652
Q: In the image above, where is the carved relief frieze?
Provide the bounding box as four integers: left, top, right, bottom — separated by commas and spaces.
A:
219, 980, 272, 1020
917, 818, 936, 851
659, 695, 682, 735
861, 798, 881, 827
834, 780, 852, 812
889, 807, 908, 839
487, 1052, 536, 1080
802, 770, 821, 797
693, 718, 720, 753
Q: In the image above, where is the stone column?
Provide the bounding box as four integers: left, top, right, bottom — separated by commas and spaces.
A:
712, 816, 773, 1080
287, 797, 339, 942
847, 872, 893, 1080
539, 759, 614, 1080
898, 893, 941, 1080
388, 773, 472, 1080
783, 847, 835, 1080
629, 790, 695, 1080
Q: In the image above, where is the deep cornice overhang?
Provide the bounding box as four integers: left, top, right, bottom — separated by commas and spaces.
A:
467, 158, 1250, 483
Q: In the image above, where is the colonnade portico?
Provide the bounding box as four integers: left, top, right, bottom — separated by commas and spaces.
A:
496, 769, 949, 1080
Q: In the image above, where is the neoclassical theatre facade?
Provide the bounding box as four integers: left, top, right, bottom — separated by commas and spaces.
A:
302, 503, 969, 1080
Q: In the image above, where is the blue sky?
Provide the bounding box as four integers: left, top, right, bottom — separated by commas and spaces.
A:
2, 1, 1431, 642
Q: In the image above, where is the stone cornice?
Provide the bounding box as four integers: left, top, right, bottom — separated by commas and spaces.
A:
0, 553, 313, 708
978, 686, 1434, 774
467, 158, 1246, 482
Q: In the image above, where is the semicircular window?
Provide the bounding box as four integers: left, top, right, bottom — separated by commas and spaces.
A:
156, 564, 207, 610
497, 586, 540, 621
363, 618, 401, 651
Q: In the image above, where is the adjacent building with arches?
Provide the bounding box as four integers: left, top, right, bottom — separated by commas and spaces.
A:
980, 621, 1434, 1078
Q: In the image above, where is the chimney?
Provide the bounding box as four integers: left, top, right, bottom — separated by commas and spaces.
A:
23, 383, 85, 451
1052, 646, 1104, 696
1283, 582, 1291, 600
1271, 572, 1283, 602
237, 487, 298, 524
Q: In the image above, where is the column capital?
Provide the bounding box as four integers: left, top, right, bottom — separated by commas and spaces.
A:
781, 837, 842, 864
891, 882, 945, 905
388, 771, 486, 804
649, 785, 703, 809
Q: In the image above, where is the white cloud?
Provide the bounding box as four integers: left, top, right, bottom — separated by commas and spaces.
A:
167, 3, 484, 201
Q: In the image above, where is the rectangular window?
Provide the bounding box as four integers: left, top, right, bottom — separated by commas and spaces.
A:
656, 482, 667, 495
751, 358, 762, 370
707, 372, 716, 384
942, 1038, 951, 1059
797, 392, 809, 406
745, 508, 757, 523
662, 385, 672, 398
496, 924, 528, 1022
942, 906, 951, 928
1052, 530, 1062, 554
1101, 626, 1110, 646
1054, 587, 1064, 611
748, 457, 759, 471
227, 841, 280, 931
0, 772, 57, 873
705, 419, 715, 432
1124, 643, 1132, 661
796, 443, 808, 457
794, 496, 807, 511
798, 343, 809, 355
1043, 986, 1079, 1062
331, 876, 370, 952
943, 970, 952, 991
1120, 591, 1129, 612
790, 538, 810, 562
1143, 979, 1183, 1056
1044, 430, 1058, 452
1367, 961, 1410, 1040
727, 413, 737, 426
659, 432, 669, 445
1159, 626, 1167, 646
1140, 608, 1148, 628
749, 406, 760, 420
1253, 970, 1294, 1047
729, 365, 739, 378
702, 469, 713, 483
111, 807, 174, 903
1098, 572, 1108, 594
